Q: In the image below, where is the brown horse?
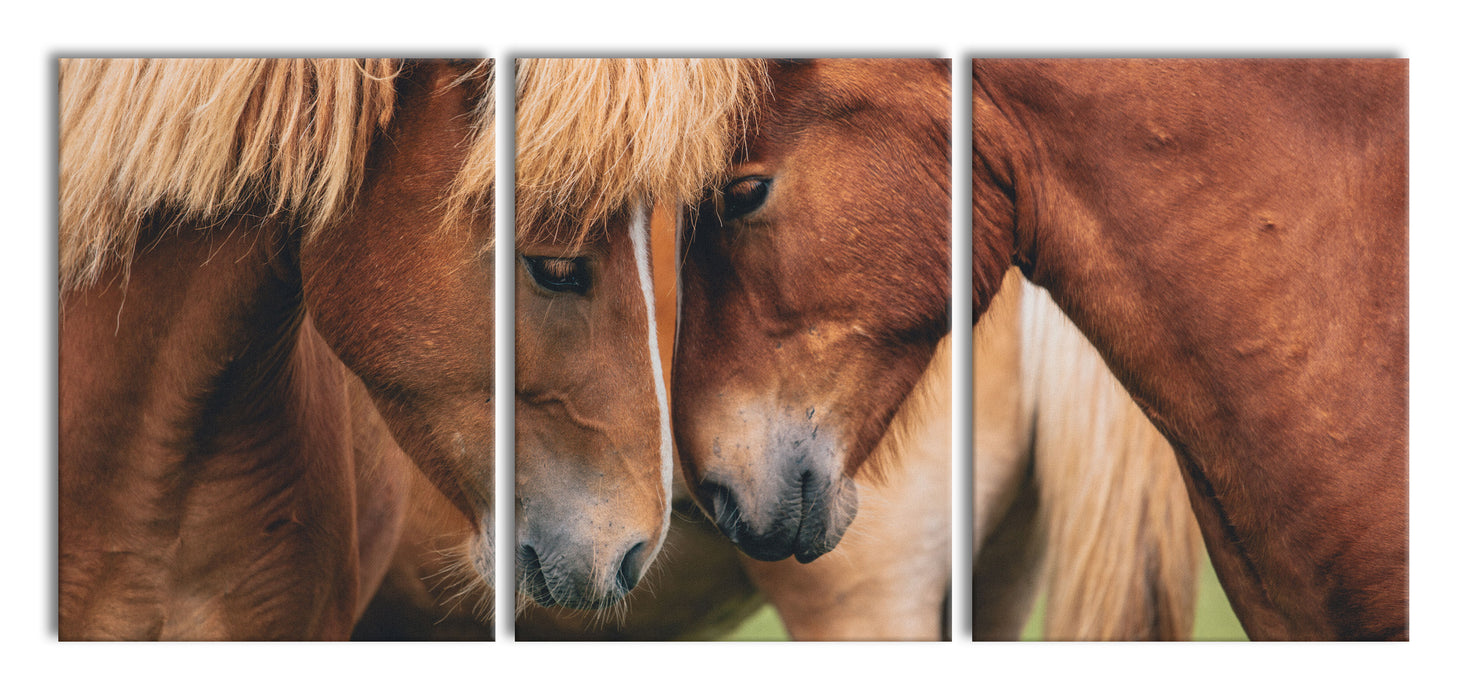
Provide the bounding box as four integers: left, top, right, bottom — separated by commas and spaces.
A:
350, 57, 1198, 642
356, 201, 764, 640
676, 58, 954, 566
675, 57, 951, 563
507, 58, 959, 639
510, 58, 761, 617
969, 59, 1408, 640
350, 60, 762, 639
513, 203, 766, 639
59, 58, 500, 640
673, 58, 1199, 640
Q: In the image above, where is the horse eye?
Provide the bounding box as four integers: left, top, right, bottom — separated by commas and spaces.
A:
522, 256, 591, 294
722, 176, 771, 219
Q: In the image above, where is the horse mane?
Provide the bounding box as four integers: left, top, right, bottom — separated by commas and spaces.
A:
512, 58, 766, 245
59, 58, 410, 292
1016, 274, 1202, 640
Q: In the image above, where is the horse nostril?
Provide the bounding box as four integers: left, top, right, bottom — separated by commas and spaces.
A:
516, 543, 556, 607
798, 466, 820, 519
516, 543, 540, 572
615, 541, 650, 593
698, 480, 741, 533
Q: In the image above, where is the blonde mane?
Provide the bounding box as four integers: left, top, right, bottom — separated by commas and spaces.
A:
59, 58, 452, 292
1017, 275, 1202, 640
512, 58, 766, 244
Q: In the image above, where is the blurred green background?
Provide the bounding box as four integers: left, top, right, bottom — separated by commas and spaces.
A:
719, 559, 1247, 641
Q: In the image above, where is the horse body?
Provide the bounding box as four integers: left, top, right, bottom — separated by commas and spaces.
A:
301, 62, 496, 537
59, 59, 499, 640
972, 59, 1407, 639
60, 217, 383, 639
353, 452, 495, 640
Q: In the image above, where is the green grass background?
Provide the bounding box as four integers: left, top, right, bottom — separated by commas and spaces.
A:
719, 559, 1248, 641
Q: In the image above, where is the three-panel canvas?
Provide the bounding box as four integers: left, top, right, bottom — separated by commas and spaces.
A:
57, 57, 1406, 641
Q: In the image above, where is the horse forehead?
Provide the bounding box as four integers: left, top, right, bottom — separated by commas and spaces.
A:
517, 209, 653, 260
772, 59, 947, 116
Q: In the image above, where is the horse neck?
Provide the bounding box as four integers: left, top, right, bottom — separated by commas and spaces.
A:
59, 217, 365, 639
980, 60, 1407, 639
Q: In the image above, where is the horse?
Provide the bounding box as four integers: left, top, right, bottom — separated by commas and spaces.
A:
349, 57, 1197, 641
501, 57, 952, 639
352, 58, 762, 640
58, 58, 506, 640
58, 58, 503, 640
968, 59, 1409, 640
672, 58, 1403, 640
351, 57, 1200, 641
360, 200, 764, 640
509, 58, 766, 621
672, 58, 1200, 640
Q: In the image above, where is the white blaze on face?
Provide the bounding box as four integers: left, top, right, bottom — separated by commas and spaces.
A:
673, 208, 684, 346
629, 204, 675, 534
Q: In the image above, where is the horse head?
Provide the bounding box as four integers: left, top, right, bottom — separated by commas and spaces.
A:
674, 59, 952, 562
299, 59, 499, 589
511, 59, 759, 610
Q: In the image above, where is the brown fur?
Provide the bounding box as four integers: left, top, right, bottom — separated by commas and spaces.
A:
679, 58, 952, 482
741, 334, 952, 640
60, 220, 370, 639
674, 58, 1197, 641
513, 59, 763, 243
510, 59, 765, 614
675, 59, 953, 568
973, 59, 1408, 640
60, 59, 497, 640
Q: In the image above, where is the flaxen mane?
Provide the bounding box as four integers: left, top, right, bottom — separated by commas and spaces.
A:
512, 58, 765, 244
59, 58, 498, 293
1019, 278, 1203, 640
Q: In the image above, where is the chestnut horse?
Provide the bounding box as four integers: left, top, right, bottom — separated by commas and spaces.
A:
351, 57, 1198, 641
59, 58, 502, 640
357, 203, 766, 641
675, 59, 1200, 640
676, 58, 953, 566
355, 59, 763, 639
510, 58, 761, 619
969, 59, 1408, 640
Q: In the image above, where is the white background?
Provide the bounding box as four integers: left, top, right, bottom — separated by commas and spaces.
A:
9, 2, 1463, 697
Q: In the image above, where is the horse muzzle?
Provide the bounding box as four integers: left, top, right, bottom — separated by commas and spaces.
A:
515, 522, 656, 610
696, 454, 859, 564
